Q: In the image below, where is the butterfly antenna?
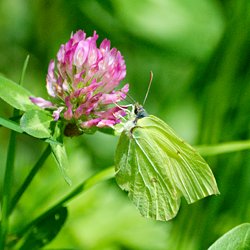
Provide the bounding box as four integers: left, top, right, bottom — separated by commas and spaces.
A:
143, 71, 153, 106
126, 93, 137, 104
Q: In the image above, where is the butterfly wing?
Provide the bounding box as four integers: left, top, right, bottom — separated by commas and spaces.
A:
139, 115, 220, 203
115, 115, 219, 221
115, 128, 181, 220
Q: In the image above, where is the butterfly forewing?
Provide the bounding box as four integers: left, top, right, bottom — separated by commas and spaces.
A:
137, 115, 220, 203
115, 113, 219, 221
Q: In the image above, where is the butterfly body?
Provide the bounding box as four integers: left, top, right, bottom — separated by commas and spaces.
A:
115, 105, 219, 221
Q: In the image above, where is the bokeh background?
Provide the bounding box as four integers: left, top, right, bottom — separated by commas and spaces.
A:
0, 0, 249, 249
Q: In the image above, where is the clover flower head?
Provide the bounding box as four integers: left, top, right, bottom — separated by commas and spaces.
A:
30, 30, 129, 135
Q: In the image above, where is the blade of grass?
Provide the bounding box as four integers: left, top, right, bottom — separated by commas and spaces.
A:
0, 55, 30, 248
19, 55, 30, 86
195, 140, 250, 156
0, 117, 18, 248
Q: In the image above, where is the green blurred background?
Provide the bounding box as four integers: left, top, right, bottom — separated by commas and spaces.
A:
0, 0, 249, 249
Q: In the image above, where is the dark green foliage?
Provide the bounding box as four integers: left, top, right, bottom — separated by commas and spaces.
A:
19, 206, 68, 250
0, 0, 249, 249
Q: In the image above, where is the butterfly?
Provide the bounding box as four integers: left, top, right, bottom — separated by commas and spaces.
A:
114, 74, 220, 221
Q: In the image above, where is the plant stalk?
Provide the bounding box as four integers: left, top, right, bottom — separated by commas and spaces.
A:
8, 145, 51, 215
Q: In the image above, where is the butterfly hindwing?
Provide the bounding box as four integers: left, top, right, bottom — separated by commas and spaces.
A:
115, 126, 181, 220
115, 131, 133, 192
115, 114, 219, 221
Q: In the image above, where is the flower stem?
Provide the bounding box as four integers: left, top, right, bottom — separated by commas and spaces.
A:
8, 145, 51, 215
0, 111, 18, 249
15, 166, 115, 238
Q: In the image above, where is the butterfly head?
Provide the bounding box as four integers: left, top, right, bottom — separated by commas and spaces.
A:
134, 103, 148, 120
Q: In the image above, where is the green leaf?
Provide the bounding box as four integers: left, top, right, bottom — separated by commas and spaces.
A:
19, 206, 68, 250
50, 141, 72, 185
49, 122, 72, 185
20, 109, 53, 138
0, 75, 36, 111
98, 126, 115, 135
0, 116, 23, 133
208, 223, 250, 250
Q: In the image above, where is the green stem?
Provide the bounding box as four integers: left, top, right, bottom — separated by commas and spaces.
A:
8, 145, 51, 215
15, 166, 115, 238
0, 112, 18, 249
